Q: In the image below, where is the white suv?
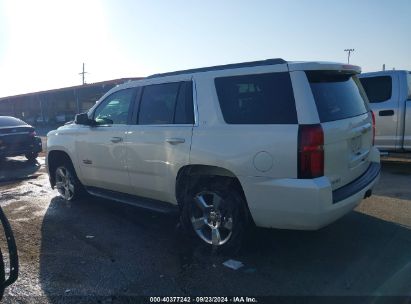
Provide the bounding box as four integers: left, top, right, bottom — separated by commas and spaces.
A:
46, 59, 380, 250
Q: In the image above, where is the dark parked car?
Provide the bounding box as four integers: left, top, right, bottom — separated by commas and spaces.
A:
0, 116, 42, 161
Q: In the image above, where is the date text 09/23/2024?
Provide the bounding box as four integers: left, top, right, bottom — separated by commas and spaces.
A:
149, 296, 258, 303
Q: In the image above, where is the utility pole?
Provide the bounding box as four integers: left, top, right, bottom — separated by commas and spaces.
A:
344, 49, 355, 64
79, 63, 88, 85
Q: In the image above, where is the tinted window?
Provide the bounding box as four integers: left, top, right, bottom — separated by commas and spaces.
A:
359, 76, 392, 103
214, 72, 297, 124
94, 89, 134, 125
408, 73, 411, 99
0, 116, 27, 127
174, 82, 194, 124
138, 82, 194, 125
306, 71, 368, 123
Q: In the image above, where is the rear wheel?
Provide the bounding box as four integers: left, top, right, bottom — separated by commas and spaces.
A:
25, 152, 38, 161
181, 178, 247, 252
55, 163, 84, 201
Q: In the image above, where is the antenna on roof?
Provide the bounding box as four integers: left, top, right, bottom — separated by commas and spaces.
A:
79, 63, 88, 85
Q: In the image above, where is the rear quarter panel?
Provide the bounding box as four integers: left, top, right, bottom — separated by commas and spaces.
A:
190, 70, 298, 179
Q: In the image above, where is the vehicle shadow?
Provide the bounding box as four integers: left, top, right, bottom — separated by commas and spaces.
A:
0, 157, 42, 183
38, 194, 411, 300
373, 161, 411, 200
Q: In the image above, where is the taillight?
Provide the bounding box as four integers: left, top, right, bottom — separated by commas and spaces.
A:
371, 111, 376, 146
29, 130, 37, 137
298, 124, 324, 179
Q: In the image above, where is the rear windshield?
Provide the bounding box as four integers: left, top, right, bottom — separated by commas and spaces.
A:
0, 116, 27, 127
306, 71, 369, 123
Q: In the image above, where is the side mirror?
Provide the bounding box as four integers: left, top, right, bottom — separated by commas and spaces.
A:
75, 113, 93, 125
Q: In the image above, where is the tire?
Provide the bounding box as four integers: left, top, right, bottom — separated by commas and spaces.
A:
181, 178, 247, 253
54, 162, 85, 201
0, 248, 5, 300
25, 152, 38, 161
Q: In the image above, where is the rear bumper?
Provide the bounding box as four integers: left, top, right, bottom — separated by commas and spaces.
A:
332, 162, 380, 204
0, 137, 42, 157
240, 161, 381, 230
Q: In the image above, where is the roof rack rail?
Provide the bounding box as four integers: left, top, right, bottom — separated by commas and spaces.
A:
148, 58, 286, 78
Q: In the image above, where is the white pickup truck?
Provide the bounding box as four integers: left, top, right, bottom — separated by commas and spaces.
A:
359, 70, 411, 152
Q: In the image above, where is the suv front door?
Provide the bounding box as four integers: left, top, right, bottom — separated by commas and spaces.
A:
75, 88, 136, 193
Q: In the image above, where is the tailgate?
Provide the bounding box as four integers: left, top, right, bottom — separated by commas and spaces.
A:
322, 114, 373, 190
306, 70, 372, 190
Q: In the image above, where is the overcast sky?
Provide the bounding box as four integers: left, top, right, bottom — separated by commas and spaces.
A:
0, 0, 410, 97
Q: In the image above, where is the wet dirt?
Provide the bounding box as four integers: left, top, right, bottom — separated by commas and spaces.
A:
0, 157, 410, 303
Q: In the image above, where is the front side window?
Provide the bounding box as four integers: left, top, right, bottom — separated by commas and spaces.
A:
93, 89, 134, 125
359, 76, 392, 103
138, 82, 194, 125
214, 72, 297, 124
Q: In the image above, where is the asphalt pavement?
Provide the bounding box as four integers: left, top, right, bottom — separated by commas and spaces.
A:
0, 156, 410, 303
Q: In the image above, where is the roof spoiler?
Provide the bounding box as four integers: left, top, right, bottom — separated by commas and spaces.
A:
288, 62, 361, 74
148, 58, 287, 78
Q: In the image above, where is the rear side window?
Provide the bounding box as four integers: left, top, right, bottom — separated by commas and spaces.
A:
138, 81, 194, 125
214, 72, 297, 124
174, 82, 194, 124
408, 73, 411, 100
359, 76, 392, 103
306, 71, 368, 123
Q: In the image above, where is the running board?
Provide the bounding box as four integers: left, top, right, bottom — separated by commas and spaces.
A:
86, 187, 179, 214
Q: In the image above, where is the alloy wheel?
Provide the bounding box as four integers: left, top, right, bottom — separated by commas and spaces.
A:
190, 191, 234, 246
55, 167, 75, 200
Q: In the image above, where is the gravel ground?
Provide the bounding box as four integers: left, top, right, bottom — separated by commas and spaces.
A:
0, 156, 410, 303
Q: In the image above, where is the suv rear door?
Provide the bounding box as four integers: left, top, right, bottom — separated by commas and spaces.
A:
125, 79, 194, 203
305, 70, 373, 190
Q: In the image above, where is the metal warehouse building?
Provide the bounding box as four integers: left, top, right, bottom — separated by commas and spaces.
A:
0, 78, 141, 126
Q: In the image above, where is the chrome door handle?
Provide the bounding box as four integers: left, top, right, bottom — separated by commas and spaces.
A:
111, 137, 123, 143
165, 138, 185, 145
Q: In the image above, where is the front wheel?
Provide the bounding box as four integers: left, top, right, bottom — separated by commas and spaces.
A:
181, 179, 247, 252
55, 163, 84, 201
